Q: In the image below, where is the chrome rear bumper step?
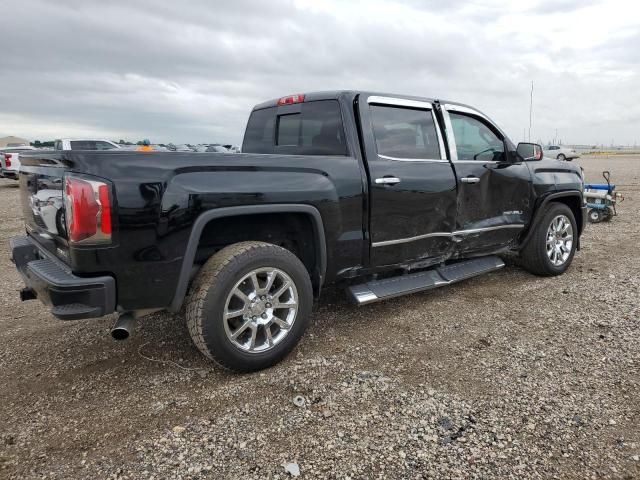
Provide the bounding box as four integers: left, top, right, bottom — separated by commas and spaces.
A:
347, 255, 505, 305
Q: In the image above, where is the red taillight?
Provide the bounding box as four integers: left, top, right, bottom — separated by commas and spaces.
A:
4, 153, 11, 168
98, 184, 112, 234
64, 175, 112, 244
277, 94, 305, 106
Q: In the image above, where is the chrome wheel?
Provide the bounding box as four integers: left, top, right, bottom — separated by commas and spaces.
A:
546, 214, 573, 266
223, 268, 298, 353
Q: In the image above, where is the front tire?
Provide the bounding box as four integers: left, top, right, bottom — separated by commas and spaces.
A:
557, 154, 566, 161
185, 241, 313, 372
519, 203, 577, 276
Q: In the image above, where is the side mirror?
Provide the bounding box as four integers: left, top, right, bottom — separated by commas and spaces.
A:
516, 142, 543, 161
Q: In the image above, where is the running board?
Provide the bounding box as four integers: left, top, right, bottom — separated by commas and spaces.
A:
347, 256, 505, 305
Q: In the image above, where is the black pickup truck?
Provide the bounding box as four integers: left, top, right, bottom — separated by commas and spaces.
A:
10, 91, 586, 371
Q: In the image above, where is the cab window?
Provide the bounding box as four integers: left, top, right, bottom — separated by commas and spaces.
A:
370, 105, 441, 159
449, 112, 505, 162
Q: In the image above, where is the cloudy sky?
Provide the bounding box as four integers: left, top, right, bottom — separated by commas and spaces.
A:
2, 0, 639, 146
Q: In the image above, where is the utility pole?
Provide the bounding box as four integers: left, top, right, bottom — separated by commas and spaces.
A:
528, 81, 534, 143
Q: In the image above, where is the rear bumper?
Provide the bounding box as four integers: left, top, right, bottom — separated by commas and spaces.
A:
2, 170, 18, 179
10, 235, 116, 320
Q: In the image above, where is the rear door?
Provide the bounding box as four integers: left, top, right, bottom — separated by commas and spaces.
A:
441, 104, 532, 253
358, 95, 457, 267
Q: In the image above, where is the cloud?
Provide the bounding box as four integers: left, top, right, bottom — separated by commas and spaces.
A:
1, 0, 639, 145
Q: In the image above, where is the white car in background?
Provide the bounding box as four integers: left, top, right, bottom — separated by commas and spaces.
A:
54, 139, 121, 151
543, 145, 580, 161
0, 145, 37, 180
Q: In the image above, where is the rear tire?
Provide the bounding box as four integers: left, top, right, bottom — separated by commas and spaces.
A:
185, 241, 313, 372
519, 203, 577, 276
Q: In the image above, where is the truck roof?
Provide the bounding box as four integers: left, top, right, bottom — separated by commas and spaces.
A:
252, 90, 476, 111
251, 90, 499, 137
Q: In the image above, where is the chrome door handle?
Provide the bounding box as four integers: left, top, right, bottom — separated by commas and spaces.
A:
460, 176, 480, 184
375, 177, 401, 185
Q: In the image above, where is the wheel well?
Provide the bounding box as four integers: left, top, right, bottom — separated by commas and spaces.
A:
549, 195, 583, 233
194, 212, 320, 290
518, 193, 583, 252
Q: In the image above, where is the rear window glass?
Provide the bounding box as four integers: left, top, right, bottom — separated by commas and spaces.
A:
370, 105, 441, 159
242, 100, 347, 156
70, 141, 117, 150
277, 114, 300, 146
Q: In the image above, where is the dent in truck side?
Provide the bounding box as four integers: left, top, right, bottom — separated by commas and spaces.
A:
439, 104, 534, 254
355, 94, 539, 271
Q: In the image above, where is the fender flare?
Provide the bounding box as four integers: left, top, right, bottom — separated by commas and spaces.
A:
518, 190, 584, 250
169, 204, 327, 312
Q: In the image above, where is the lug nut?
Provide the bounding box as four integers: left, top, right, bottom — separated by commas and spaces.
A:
266, 303, 272, 308
252, 316, 257, 320
261, 313, 267, 319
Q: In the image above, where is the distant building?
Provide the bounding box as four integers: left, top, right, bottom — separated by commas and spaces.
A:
0, 136, 30, 148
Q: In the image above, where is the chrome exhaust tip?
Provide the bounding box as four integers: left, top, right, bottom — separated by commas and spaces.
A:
111, 313, 136, 341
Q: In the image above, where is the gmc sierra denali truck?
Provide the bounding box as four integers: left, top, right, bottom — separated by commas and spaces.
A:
10, 91, 586, 372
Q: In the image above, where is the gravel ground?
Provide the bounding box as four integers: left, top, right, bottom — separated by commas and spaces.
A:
0, 155, 638, 479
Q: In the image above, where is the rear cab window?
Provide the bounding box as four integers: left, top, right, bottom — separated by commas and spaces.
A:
242, 100, 348, 156
70, 141, 117, 151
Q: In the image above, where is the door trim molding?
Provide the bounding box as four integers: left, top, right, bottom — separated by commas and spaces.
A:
372, 224, 524, 248
378, 154, 449, 163
368, 96, 433, 109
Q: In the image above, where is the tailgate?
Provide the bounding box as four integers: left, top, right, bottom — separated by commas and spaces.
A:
18, 152, 68, 260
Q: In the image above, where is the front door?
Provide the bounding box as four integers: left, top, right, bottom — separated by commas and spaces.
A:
358, 95, 458, 267
441, 104, 532, 253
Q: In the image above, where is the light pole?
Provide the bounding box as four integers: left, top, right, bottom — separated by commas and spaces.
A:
528, 81, 534, 143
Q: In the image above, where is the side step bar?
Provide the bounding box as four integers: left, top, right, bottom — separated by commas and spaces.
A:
347, 255, 505, 305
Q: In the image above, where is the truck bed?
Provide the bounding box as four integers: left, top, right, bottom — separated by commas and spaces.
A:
18, 150, 365, 311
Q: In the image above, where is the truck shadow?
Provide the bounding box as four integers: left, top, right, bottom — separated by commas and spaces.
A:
121, 270, 520, 379
36, 263, 538, 388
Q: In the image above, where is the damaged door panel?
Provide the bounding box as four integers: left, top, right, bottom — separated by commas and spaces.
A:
441, 105, 533, 254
